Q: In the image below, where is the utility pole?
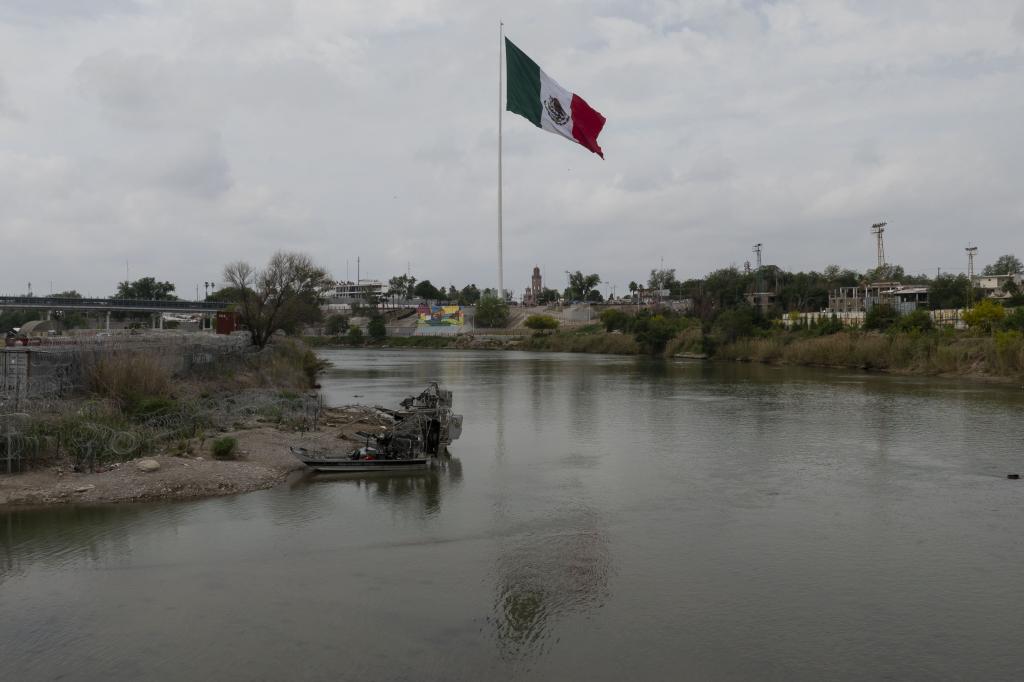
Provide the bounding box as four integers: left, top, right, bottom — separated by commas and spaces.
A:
966, 245, 978, 307
871, 222, 887, 270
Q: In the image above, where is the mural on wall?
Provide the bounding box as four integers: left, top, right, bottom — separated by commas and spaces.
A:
417, 305, 464, 326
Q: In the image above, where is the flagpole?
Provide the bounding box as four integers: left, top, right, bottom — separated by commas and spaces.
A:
497, 19, 504, 300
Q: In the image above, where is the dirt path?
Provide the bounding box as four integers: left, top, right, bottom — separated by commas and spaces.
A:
0, 406, 392, 507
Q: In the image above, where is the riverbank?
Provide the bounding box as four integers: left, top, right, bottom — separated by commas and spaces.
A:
0, 405, 391, 507
0, 338, 402, 507
308, 326, 1024, 381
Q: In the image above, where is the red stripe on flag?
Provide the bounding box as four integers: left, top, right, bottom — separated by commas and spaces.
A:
569, 94, 606, 159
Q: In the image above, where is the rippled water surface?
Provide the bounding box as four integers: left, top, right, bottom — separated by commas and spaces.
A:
3, 350, 1024, 680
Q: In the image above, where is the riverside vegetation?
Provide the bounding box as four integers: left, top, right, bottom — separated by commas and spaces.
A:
312, 301, 1024, 380
1, 339, 324, 477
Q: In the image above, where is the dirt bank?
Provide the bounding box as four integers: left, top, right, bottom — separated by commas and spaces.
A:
0, 405, 393, 508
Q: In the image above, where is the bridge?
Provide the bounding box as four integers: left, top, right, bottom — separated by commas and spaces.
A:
0, 296, 230, 331
0, 296, 228, 314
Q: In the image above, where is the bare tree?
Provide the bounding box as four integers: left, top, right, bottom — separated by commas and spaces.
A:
223, 252, 332, 348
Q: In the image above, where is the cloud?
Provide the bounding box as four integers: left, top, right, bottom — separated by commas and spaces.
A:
1, 0, 1023, 296
0, 74, 20, 119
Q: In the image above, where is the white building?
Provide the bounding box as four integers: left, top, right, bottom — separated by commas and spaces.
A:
973, 273, 1022, 299
331, 279, 387, 303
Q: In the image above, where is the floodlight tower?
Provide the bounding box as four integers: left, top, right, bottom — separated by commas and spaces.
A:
871, 222, 887, 269
753, 243, 763, 291
966, 245, 978, 280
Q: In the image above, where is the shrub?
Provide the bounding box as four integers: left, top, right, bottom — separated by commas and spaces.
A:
346, 325, 364, 344
864, 304, 898, 331
963, 299, 1005, 333
599, 309, 629, 332
892, 308, 933, 333
633, 314, 678, 354
211, 436, 238, 460
368, 316, 387, 339
1001, 307, 1024, 332
325, 314, 349, 336
524, 314, 559, 331
476, 296, 510, 328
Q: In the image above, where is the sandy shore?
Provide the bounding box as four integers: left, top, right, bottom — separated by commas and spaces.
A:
0, 406, 392, 508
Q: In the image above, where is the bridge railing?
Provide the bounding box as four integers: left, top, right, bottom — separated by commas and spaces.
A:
0, 296, 228, 311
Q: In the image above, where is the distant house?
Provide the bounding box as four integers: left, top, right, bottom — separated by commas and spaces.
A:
973, 273, 1022, 300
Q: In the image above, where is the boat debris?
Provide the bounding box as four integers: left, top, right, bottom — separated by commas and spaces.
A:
293, 383, 463, 473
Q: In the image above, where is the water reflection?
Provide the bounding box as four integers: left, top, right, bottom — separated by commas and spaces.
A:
0, 503, 186, 585
489, 503, 611, 662
294, 455, 463, 520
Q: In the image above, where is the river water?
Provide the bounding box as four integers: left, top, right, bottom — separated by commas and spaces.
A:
2, 350, 1024, 680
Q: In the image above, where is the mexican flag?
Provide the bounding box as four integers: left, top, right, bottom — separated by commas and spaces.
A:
505, 38, 606, 159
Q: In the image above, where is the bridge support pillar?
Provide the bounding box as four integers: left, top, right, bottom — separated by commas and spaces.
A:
105, 312, 110, 331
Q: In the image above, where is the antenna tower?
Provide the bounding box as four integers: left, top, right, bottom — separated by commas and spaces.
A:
871, 222, 887, 269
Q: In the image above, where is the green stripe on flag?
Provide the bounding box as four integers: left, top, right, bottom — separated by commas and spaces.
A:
505, 38, 541, 126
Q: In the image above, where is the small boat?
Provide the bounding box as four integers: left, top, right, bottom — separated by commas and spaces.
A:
290, 446, 430, 473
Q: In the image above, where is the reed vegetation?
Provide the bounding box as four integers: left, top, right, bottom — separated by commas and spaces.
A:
715, 330, 1024, 378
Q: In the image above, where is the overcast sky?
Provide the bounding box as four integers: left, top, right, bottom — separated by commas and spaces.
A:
1, 0, 1022, 299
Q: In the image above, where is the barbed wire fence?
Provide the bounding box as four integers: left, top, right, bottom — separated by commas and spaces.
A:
0, 333, 329, 472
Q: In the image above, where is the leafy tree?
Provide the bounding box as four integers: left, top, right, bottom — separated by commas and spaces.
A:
711, 306, 758, 343
387, 275, 408, 307
368, 316, 387, 339
325, 314, 349, 336
223, 251, 332, 348
53, 290, 83, 299
929, 273, 970, 310
537, 287, 560, 304
524, 314, 559, 330
458, 284, 481, 306
585, 289, 604, 303
115, 277, 177, 300
566, 271, 601, 301
963, 299, 1005, 333
632, 314, 678, 354
346, 324, 364, 344
864, 264, 906, 283
702, 267, 752, 312
628, 281, 638, 302
414, 280, 441, 303
864, 304, 898, 331
476, 295, 510, 328
982, 254, 1023, 276
647, 269, 678, 293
